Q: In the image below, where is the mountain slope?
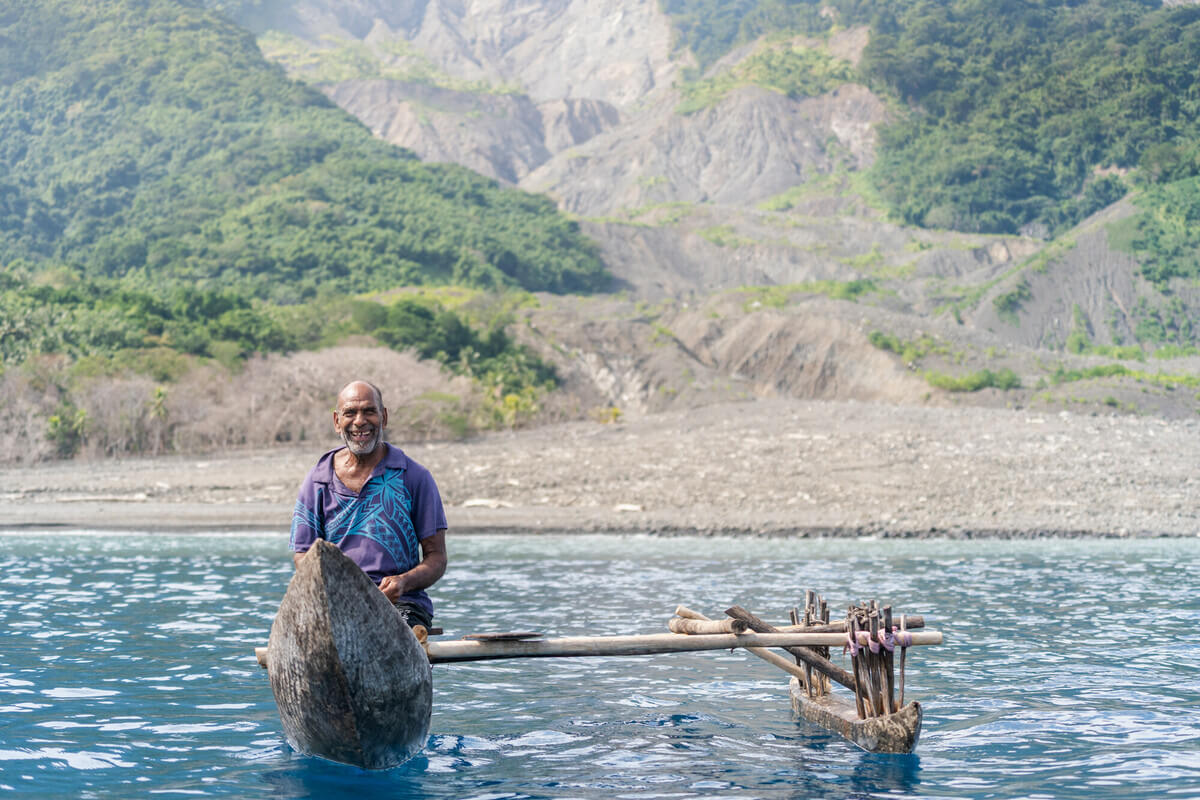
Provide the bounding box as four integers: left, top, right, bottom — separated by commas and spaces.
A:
228, 0, 680, 108
522, 82, 884, 216
319, 79, 620, 184
0, 0, 608, 299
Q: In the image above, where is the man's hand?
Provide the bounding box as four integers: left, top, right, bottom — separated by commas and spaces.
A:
379, 574, 405, 603
376, 531, 446, 604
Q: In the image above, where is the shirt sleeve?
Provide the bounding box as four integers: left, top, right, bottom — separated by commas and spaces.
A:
408, 465, 448, 540
289, 474, 325, 553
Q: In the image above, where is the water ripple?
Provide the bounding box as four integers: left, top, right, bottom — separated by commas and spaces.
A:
0, 533, 1198, 798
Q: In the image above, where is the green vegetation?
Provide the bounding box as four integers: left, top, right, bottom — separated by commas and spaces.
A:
841, 245, 885, 271
759, 186, 812, 213
0, 271, 291, 369
698, 225, 755, 248
924, 368, 1021, 393
1065, 307, 1091, 355
868, 329, 1020, 392
867, 330, 950, 364
1048, 363, 1132, 385
1087, 344, 1145, 361
651, 323, 676, 346
1153, 344, 1200, 360
992, 278, 1031, 325
0, 267, 555, 395
1122, 177, 1200, 289
1065, 305, 1147, 359
757, 172, 843, 213
757, 167, 889, 220
1047, 363, 1200, 391
590, 406, 623, 424
1131, 296, 1197, 347
677, 41, 856, 114
859, 2, 1200, 237
0, 0, 607, 301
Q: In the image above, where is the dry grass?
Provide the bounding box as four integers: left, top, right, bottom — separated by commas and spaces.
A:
169, 346, 480, 452
0, 346, 483, 464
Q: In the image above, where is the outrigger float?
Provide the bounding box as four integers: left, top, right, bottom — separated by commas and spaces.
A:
256, 540, 943, 768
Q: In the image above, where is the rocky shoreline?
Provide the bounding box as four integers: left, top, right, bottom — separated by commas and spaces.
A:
2, 399, 1197, 539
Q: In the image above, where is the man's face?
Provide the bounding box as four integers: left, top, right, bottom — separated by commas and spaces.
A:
334, 385, 387, 456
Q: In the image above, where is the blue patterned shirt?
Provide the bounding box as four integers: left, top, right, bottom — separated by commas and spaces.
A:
290, 443, 447, 616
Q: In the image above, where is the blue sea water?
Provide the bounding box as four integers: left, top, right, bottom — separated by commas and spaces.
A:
0, 531, 1198, 799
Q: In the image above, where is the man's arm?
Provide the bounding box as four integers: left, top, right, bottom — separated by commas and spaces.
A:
379, 530, 447, 602
292, 551, 306, 569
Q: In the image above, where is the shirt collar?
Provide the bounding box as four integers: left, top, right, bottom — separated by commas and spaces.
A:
312, 442, 407, 484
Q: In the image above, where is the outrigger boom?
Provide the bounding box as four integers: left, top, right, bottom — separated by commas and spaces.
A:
253, 628, 941, 669
420, 629, 942, 663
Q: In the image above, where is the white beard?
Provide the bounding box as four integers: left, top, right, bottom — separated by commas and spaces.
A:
341, 427, 382, 456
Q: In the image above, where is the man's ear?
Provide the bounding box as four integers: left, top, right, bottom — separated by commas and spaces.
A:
381, 406, 389, 429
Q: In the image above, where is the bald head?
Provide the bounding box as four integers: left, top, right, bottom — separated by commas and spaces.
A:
338, 380, 383, 410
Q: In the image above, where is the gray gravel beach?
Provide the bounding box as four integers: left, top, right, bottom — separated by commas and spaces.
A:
2, 399, 1197, 538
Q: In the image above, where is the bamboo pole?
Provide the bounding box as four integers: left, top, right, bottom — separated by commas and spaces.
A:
817, 594, 830, 694
424, 630, 941, 664
845, 613, 865, 719
672, 605, 796, 683
868, 609, 888, 714
725, 606, 860, 694
668, 617, 749, 635
803, 591, 815, 697
789, 605, 811, 697
742, 642, 811, 683
855, 616, 879, 717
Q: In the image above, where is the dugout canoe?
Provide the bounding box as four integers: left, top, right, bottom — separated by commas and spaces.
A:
266, 539, 432, 769
789, 677, 922, 753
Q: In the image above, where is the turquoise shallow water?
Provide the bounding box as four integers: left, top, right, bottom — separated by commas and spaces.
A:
1, 532, 1198, 799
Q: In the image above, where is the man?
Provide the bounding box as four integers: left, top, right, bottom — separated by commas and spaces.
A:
289, 380, 448, 629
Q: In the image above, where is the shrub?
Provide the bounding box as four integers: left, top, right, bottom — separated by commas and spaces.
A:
925, 368, 1022, 392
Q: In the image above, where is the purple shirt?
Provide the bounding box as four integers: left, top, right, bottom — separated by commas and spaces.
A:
290, 443, 447, 617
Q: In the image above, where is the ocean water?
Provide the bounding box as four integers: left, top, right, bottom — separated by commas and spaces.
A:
1, 531, 1198, 799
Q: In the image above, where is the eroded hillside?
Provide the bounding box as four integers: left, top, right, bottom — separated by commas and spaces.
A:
224, 0, 1200, 423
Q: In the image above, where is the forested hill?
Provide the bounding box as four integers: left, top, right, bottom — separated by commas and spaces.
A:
0, 0, 607, 301
658, 0, 1200, 240
857, 0, 1200, 238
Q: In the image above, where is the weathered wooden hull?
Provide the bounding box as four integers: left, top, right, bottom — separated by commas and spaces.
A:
789, 677, 921, 754
267, 539, 432, 769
